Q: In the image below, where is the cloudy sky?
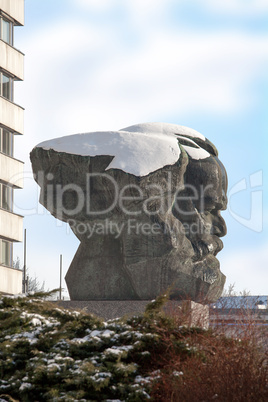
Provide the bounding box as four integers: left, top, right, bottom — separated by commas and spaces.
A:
13, 0, 268, 298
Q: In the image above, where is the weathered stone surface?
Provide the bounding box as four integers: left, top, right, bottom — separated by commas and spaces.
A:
30, 123, 227, 303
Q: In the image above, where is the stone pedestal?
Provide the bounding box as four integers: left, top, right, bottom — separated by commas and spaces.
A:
167, 300, 209, 329
54, 299, 209, 329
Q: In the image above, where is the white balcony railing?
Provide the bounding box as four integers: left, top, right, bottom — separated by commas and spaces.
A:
0, 40, 24, 80
0, 208, 23, 242
0, 152, 23, 188
0, 0, 24, 26
0, 265, 22, 294
0, 96, 24, 135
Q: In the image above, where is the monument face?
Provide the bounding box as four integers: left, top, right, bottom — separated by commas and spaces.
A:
30, 123, 227, 302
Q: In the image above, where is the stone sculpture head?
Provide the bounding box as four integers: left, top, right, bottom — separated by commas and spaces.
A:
30, 122, 227, 302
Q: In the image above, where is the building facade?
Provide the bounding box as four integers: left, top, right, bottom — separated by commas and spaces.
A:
210, 295, 268, 345
0, 0, 24, 294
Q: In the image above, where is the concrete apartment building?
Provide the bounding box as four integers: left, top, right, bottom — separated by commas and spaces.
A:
0, 0, 24, 294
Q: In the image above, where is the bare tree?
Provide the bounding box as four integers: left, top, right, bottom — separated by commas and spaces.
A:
13, 257, 46, 293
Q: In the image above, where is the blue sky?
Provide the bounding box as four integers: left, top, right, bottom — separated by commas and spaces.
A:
13, 0, 268, 297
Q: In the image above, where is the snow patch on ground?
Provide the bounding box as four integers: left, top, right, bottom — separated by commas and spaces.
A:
19, 382, 32, 391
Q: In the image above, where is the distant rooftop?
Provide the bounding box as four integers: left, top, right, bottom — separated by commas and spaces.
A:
211, 296, 268, 310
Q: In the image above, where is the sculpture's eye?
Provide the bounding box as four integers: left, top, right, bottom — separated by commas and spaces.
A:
202, 197, 217, 213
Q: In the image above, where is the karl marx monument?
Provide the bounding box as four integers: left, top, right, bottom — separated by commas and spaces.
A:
30, 123, 227, 303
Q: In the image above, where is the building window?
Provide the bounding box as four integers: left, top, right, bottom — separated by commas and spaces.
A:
0, 239, 13, 267
0, 128, 14, 157
0, 16, 13, 45
0, 183, 13, 212
0, 72, 13, 101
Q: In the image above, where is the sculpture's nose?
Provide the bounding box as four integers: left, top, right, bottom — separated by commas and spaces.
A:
211, 210, 227, 237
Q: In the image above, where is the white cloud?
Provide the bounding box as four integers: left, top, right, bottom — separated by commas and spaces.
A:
75, 0, 117, 11
89, 30, 268, 113
124, 0, 169, 26
77, 0, 268, 17
197, 0, 268, 16
219, 241, 268, 295
76, 0, 168, 14
17, 23, 268, 129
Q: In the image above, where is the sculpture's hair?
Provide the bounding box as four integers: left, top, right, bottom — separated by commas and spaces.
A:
174, 132, 218, 157
120, 122, 218, 162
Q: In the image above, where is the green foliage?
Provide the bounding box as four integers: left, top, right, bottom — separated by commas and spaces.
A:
0, 292, 267, 402
144, 291, 170, 315
0, 311, 23, 331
